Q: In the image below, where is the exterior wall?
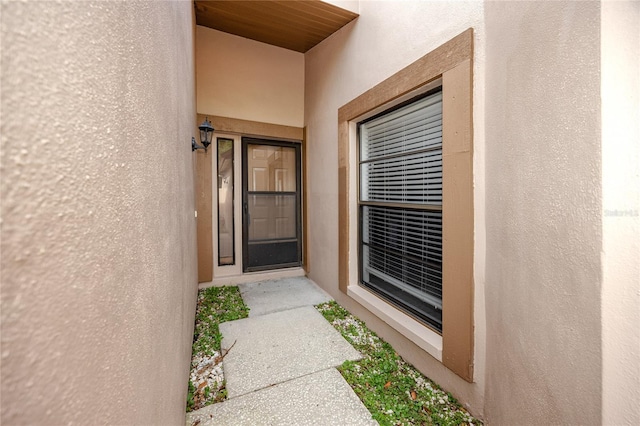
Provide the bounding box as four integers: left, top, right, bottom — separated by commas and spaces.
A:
323, 0, 359, 15
196, 26, 304, 127
484, 1, 602, 424
304, 1, 486, 416
601, 1, 640, 424
1, 1, 198, 425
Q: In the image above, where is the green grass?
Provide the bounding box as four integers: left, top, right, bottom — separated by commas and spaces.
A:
316, 301, 481, 426
187, 286, 249, 412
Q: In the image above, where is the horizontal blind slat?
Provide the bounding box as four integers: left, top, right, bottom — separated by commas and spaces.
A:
361, 93, 443, 162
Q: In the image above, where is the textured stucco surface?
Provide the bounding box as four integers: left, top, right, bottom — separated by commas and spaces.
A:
601, 1, 640, 424
304, 0, 486, 417
196, 26, 305, 127
1, 1, 198, 424
484, 1, 602, 424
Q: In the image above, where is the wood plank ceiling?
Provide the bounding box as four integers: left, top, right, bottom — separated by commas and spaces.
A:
194, 1, 359, 53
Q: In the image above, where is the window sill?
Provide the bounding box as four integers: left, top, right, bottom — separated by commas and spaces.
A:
347, 284, 443, 361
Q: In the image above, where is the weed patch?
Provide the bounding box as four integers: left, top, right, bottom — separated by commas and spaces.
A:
316, 301, 481, 426
187, 286, 249, 412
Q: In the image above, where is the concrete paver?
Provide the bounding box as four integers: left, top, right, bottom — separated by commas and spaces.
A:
220, 305, 361, 398
186, 368, 377, 426
239, 277, 332, 317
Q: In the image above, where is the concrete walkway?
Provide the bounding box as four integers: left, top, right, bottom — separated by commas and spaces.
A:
186, 277, 378, 426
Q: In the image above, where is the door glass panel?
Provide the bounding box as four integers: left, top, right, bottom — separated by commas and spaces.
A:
217, 138, 234, 266
248, 194, 296, 240
247, 145, 296, 192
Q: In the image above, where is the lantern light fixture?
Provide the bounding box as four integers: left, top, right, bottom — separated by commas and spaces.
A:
192, 117, 215, 152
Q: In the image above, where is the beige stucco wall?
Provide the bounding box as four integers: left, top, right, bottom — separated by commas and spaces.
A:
322, 0, 359, 15
196, 26, 305, 127
1, 1, 198, 425
485, 1, 602, 424
304, 0, 486, 416
601, 1, 640, 424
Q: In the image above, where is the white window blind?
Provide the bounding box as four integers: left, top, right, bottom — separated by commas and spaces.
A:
359, 90, 443, 332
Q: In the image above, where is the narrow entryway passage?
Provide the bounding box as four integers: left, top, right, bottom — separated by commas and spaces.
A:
186, 277, 377, 425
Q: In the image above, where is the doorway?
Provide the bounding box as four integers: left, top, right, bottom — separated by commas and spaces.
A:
242, 138, 302, 272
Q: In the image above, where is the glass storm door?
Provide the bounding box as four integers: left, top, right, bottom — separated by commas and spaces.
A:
242, 138, 302, 272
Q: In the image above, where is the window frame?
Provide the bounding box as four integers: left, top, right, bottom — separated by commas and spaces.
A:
337, 29, 474, 381
357, 88, 445, 333
217, 137, 236, 267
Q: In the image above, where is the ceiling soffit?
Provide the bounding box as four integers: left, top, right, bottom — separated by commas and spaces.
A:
194, 1, 359, 53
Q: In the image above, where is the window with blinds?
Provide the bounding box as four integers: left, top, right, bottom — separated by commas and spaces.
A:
359, 88, 443, 332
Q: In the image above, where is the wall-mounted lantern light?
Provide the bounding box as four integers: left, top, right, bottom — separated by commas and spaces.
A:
192, 117, 215, 152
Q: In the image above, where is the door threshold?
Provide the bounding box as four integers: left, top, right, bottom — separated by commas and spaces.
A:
199, 267, 306, 289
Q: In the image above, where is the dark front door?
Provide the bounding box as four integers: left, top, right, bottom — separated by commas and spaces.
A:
242, 138, 302, 272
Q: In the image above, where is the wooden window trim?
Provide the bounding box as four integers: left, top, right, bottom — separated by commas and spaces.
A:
337, 29, 474, 381
207, 116, 303, 141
